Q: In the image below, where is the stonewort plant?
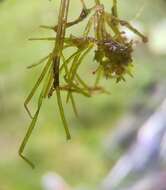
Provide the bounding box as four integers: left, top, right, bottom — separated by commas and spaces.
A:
19, 0, 148, 168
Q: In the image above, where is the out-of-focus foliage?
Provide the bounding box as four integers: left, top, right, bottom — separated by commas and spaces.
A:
0, 0, 166, 190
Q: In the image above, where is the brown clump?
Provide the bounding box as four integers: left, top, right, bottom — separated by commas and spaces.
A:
94, 39, 133, 82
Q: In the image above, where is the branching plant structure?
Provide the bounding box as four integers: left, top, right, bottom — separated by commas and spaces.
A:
19, 0, 148, 168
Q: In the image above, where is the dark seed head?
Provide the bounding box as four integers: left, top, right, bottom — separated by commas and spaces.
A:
94, 39, 133, 81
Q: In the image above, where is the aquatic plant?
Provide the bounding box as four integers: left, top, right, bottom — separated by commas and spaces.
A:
19, 0, 148, 168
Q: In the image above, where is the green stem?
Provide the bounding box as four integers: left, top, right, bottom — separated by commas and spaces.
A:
112, 0, 118, 17
56, 88, 71, 140
95, 0, 100, 4
54, 0, 70, 53
53, 0, 70, 87
53, 0, 71, 139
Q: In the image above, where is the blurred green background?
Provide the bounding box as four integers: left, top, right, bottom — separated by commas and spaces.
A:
0, 0, 166, 189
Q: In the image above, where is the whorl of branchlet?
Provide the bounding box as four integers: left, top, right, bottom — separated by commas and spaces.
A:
94, 39, 133, 81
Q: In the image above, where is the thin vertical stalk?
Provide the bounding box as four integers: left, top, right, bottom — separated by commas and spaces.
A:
95, 0, 101, 5
53, 0, 70, 87
53, 0, 71, 140
112, 0, 118, 17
